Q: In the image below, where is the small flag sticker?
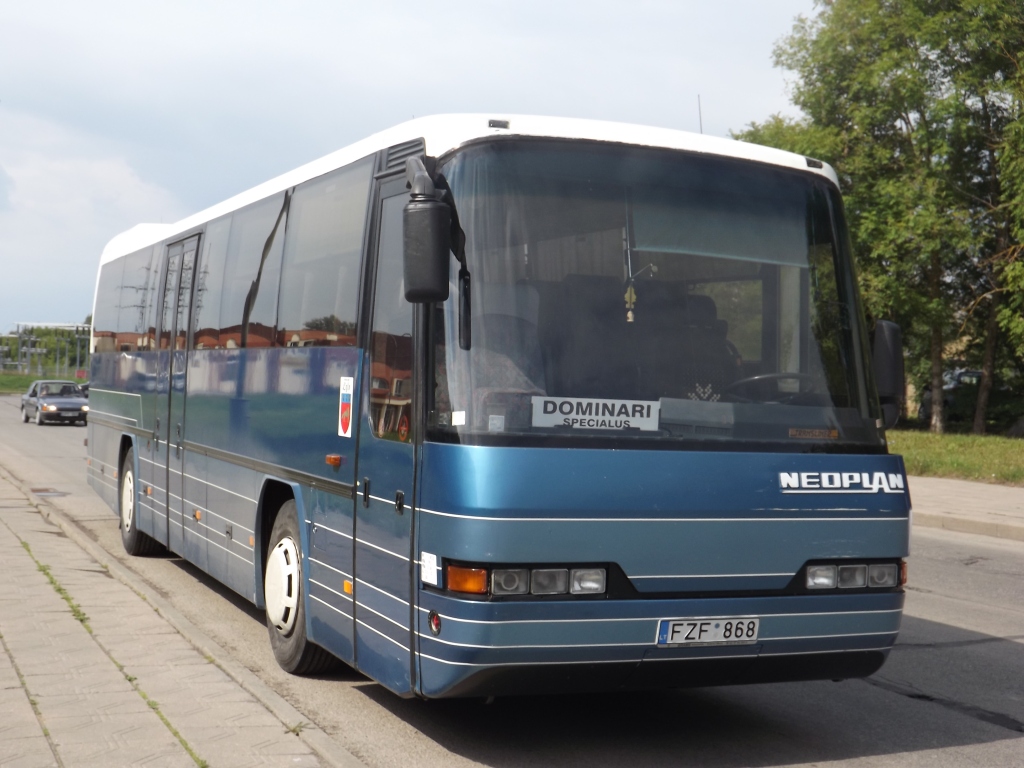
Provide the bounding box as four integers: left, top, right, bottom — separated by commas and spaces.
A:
339, 376, 354, 437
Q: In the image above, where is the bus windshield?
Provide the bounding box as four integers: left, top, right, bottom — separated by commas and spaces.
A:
430, 139, 883, 451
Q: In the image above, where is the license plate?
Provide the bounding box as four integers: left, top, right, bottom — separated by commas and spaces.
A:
656, 617, 760, 647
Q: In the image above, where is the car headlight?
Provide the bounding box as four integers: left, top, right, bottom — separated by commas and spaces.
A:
81, 405, 89, 412
44, 404, 58, 412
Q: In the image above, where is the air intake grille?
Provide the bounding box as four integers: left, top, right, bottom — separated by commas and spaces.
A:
385, 139, 425, 171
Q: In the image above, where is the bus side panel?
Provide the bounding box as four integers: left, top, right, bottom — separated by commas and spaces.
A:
306, 484, 357, 666
182, 346, 361, 618
86, 417, 121, 513
204, 452, 260, 600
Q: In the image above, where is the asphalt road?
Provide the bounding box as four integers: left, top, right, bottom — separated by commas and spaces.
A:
1, 393, 1022, 767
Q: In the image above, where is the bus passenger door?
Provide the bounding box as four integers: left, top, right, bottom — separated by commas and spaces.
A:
141, 243, 182, 548
167, 236, 202, 567
354, 186, 416, 695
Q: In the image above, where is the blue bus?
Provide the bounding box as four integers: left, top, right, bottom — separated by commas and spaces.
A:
87, 115, 908, 698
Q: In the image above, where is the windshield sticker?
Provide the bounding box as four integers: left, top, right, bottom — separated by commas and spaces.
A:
338, 376, 354, 437
532, 397, 660, 431
789, 428, 839, 440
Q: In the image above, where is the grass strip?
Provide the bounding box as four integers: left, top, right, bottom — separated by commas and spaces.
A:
887, 429, 1024, 486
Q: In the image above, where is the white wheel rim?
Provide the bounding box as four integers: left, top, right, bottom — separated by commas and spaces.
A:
121, 470, 134, 531
266, 537, 300, 634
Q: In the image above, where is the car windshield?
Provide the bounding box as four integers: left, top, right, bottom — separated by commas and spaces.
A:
40, 383, 83, 397
427, 139, 883, 452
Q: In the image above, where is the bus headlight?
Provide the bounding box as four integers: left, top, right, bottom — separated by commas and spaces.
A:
491, 569, 529, 595
570, 568, 606, 594
806, 564, 837, 589
530, 568, 569, 595
838, 564, 867, 588
868, 563, 898, 588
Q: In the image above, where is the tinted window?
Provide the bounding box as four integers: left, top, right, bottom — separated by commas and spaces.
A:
93, 259, 124, 353
369, 195, 413, 441
193, 217, 231, 349
219, 193, 288, 348
142, 245, 162, 350
278, 158, 373, 347
116, 247, 155, 352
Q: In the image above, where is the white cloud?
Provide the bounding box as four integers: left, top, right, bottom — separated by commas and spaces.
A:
0, 110, 186, 329
0, 0, 816, 330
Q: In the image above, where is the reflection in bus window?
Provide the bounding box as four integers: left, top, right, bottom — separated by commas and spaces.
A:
369, 195, 413, 441
278, 159, 372, 348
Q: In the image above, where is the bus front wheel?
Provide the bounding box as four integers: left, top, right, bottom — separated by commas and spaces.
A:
265, 501, 336, 675
119, 447, 162, 556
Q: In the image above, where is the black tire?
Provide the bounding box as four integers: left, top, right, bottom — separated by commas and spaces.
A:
35, 407, 44, 426
265, 501, 337, 675
119, 447, 163, 556
21, 406, 28, 423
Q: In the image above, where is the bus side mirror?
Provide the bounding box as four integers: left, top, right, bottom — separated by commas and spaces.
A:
872, 320, 904, 429
403, 157, 451, 303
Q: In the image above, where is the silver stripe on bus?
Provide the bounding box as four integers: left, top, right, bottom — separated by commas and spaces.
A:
761, 630, 899, 642
416, 633, 655, 650
355, 601, 408, 631
86, 408, 139, 425
355, 538, 409, 562
757, 644, 894, 657
631, 572, 793, 579
309, 578, 353, 602
90, 457, 119, 471
138, 501, 166, 520
313, 522, 353, 540
190, 470, 259, 504
310, 594, 353, 621
416, 507, 902, 523
308, 557, 352, 580
356, 578, 409, 606
182, 496, 255, 540
414, 606, 902, 625
356, 618, 409, 652
89, 474, 118, 493
418, 653, 636, 668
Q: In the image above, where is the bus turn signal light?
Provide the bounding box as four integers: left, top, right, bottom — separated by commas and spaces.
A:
447, 565, 488, 595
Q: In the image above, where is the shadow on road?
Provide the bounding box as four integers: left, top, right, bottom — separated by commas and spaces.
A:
352, 616, 1023, 767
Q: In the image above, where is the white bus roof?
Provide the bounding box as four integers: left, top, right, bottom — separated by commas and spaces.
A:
98, 114, 839, 266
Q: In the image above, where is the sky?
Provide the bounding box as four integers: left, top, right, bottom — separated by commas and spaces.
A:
0, 0, 817, 334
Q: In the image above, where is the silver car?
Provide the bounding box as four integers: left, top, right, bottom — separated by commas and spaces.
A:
21, 380, 90, 426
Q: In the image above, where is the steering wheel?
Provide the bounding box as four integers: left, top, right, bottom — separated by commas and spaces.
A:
723, 372, 821, 403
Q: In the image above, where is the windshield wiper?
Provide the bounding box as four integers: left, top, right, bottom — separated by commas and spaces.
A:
433, 173, 471, 350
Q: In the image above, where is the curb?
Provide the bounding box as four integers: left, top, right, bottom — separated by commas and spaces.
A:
1, 465, 367, 768
913, 512, 1024, 544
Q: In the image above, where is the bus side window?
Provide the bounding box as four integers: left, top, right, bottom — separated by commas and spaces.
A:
93, 259, 123, 354
369, 195, 413, 441
192, 216, 231, 349
277, 158, 373, 348
218, 193, 287, 348
116, 247, 155, 354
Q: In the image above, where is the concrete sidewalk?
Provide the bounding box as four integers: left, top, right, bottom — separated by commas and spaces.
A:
0, 469, 361, 768
908, 475, 1024, 543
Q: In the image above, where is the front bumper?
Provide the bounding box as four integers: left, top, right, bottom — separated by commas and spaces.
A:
414, 590, 903, 697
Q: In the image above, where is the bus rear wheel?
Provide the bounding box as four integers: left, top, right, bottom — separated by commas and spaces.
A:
119, 447, 163, 556
265, 501, 336, 675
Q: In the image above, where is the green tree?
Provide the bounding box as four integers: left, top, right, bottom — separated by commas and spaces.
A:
737, 0, 1024, 434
